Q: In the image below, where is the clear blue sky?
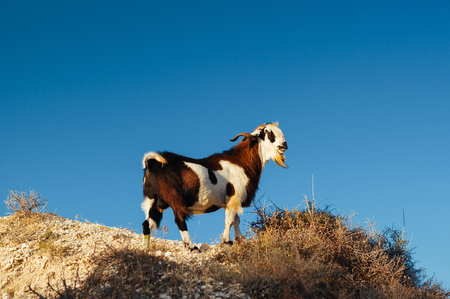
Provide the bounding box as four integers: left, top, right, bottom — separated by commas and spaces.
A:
1, 1, 449, 287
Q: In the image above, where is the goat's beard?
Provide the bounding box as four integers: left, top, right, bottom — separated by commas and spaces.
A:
274, 152, 288, 168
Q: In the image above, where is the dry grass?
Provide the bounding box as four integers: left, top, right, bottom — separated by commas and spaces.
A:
38, 229, 71, 257
213, 198, 449, 299
0, 211, 56, 247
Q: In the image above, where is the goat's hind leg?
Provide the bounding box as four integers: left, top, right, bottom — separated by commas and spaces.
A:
175, 216, 200, 253
141, 197, 163, 249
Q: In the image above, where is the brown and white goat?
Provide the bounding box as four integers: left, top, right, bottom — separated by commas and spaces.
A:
141, 123, 288, 251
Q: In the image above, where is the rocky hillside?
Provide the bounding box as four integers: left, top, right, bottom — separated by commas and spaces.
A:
2, 191, 448, 299
0, 212, 248, 299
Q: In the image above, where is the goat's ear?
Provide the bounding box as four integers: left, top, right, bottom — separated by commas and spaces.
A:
265, 128, 276, 143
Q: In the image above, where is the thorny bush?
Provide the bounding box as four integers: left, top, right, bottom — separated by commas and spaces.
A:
214, 198, 449, 299
5, 190, 48, 214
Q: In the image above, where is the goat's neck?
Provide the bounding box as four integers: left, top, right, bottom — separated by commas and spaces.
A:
257, 142, 272, 169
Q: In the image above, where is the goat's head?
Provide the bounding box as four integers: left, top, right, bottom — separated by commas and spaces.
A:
230, 122, 288, 168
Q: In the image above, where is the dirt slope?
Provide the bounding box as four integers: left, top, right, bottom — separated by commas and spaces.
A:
0, 212, 247, 299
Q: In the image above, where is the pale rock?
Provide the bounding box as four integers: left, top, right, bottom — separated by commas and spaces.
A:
2, 264, 12, 271
199, 243, 210, 252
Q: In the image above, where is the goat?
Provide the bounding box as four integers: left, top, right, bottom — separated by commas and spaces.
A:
141, 122, 288, 251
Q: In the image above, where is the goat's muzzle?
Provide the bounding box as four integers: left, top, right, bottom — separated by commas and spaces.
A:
275, 142, 288, 168
278, 142, 288, 153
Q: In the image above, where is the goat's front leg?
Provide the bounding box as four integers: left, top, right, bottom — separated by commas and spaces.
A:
223, 208, 240, 244
223, 213, 243, 244
223, 194, 244, 244
233, 214, 243, 240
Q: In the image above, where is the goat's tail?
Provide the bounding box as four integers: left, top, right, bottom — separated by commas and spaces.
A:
142, 152, 168, 169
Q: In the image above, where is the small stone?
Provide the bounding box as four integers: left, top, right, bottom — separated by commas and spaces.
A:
2, 264, 12, 271
1, 280, 8, 288
199, 243, 209, 252
41, 258, 48, 269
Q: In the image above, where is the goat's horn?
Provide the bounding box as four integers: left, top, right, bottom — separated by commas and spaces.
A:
230, 132, 254, 142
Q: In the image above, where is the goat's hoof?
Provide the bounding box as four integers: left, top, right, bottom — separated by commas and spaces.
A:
143, 235, 151, 250
223, 241, 234, 246
184, 242, 200, 253
190, 246, 201, 253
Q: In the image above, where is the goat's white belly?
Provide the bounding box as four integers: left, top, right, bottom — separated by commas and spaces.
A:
184, 161, 248, 215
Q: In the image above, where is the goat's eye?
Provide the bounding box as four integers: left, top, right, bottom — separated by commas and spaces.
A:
267, 131, 276, 143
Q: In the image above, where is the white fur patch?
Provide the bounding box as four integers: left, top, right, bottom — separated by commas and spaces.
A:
141, 196, 154, 218
184, 161, 249, 214
142, 197, 158, 235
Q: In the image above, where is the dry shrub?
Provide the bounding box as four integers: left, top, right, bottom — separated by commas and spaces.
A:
214, 199, 449, 299
5, 190, 48, 214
